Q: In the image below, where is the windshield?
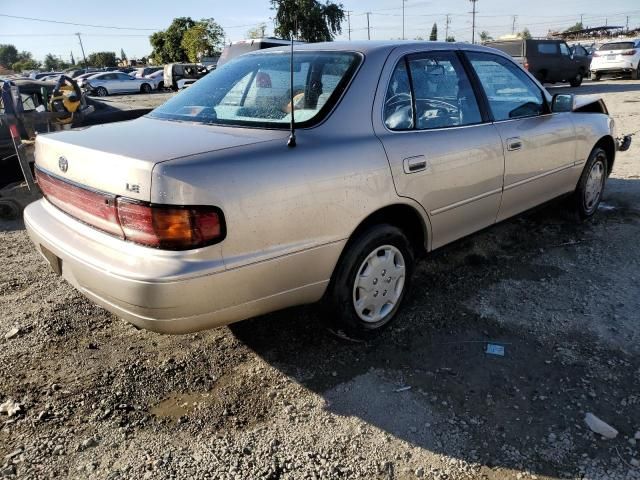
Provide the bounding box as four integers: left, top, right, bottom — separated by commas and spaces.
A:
599, 42, 635, 51
149, 51, 361, 128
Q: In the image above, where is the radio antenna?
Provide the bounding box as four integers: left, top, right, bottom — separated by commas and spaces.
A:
287, 31, 296, 148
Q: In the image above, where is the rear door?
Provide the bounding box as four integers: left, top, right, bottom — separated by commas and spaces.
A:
115, 73, 136, 93
465, 51, 577, 222
374, 49, 505, 249
533, 41, 561, 82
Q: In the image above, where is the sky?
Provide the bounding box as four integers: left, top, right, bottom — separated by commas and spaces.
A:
1, 0, 639, 63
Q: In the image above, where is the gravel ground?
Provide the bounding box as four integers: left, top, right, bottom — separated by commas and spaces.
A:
1, 79, 640, 480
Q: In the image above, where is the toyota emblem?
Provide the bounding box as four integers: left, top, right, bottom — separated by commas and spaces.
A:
58, 156, 68, 173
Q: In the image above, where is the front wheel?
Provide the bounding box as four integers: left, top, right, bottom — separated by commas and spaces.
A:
572, 147, 607, 220
94, 87, 108, 97
140, 83, 152, 94
325, 225, 414, 339
569, 71, 583, 87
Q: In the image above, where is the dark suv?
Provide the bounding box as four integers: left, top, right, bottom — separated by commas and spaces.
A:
487, 39, 591, 87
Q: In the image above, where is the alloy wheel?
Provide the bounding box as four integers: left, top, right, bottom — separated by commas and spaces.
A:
584, 156, 605, 214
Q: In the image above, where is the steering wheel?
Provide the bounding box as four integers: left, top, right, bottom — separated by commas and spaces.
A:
416, 98, 461, 126
50, 75, 82, 124
385, 92, 412, 110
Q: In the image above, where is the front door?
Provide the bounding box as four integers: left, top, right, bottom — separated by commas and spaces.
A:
465, 51, 577, 222
374, 50, 505, 249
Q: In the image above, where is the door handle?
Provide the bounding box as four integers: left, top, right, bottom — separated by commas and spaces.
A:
403, 155, 428, 174
507, 137, 522, 151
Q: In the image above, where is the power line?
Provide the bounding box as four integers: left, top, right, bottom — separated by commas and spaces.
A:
0, 13, 159, 31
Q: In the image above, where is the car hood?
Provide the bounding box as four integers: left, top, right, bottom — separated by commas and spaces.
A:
34, 116, 289, 201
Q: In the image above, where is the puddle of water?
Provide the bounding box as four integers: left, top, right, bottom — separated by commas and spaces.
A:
150, 392, 213, 420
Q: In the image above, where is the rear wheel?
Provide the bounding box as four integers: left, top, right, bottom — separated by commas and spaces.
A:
326, 224, 414, 339
572, 147, 607, 220
94, 87, 108, 97
569, 71, 584, 87
632, 65, 640, 80
592, 72, 602, 81
141, 83, 152, 94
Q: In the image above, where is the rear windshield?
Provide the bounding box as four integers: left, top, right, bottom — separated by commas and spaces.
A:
149, 51, 361, 128
488, 42, 524, 57
599, 42, 635, 51
536, 43, 559, 55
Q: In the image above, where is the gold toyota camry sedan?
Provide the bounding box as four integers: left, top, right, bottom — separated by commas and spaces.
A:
24, 41, 631, 337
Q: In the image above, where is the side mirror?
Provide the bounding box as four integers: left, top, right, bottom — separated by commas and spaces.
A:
551, 93, 575, 113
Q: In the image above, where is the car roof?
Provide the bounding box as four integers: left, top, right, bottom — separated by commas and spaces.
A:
249, 40, 505, 56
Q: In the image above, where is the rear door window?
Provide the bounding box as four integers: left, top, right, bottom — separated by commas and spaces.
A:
537, 43, 559, 55
467, 52, 545, 121
384, 51, 482, 131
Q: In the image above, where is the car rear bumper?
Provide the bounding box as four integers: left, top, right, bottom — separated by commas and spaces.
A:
591, 60, 637, 75
24, 199, 341, 334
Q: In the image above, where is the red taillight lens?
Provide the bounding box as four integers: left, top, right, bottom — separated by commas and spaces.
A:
621, 49, 637, 56
36, 169, 122, 236
36, 168, 224, 250
117, 200, 222, 250
9, 124, 20, 139
593, 51, 601, 57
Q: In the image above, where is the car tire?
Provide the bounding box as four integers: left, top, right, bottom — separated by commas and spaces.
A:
592, 72, 602, 81
95, 87, 108, 97
158, 81, 164, 91
632, 66, 640, 80
569, 71, 583, 87
141, 83, 152, 94
572, 147, 608, 220
325, 224, 414, 339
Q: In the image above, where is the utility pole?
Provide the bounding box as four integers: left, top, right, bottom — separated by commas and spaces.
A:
626, 16, 629, 32
469, 0, 478, 44
261, 24, 266, 37
402, 0, 406, 40
75, 32, 88, 69
512, 15, 518, 35
445, 14, 451, 41
366, 12, 371, 40
580, 13, 584, 25
346, 10, 352, 40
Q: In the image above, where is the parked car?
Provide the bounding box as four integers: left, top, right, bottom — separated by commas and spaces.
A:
24, 41, 630, 337
590, 39, 640, 80
163, 63, 208, 90
134, 66, 163, 78
487, 39, 590, 86
145, 70, 165, 91
217, 38, 302, 68
84, 71, 153, 96
28, 71, 63, 80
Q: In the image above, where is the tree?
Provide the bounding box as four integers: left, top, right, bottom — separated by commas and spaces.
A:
86, 51, 117, 68
247, 23, 268, 39
518, 28, 532, 40
12, 52, 39, 72
120, 48, 127, 61
150, 17, 196, 64
181, 18, 225, 62
446, 35, 455, 42
0, 44, 19, 68
429, 23, 438, 41
271, 0, 345, 42
479, 31, 493, 42
564, 22, 583, 33
43, 53, 70, 71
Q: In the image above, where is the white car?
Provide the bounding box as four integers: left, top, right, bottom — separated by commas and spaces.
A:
590, 39, 640, 80
145, 70, 165, 90
84, 71, 153, 96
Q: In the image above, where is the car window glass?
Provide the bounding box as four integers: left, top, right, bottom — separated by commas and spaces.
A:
537, 43, 558, 55
407, 51, 482, 130
559, 43, 571, 56
383, 61, 413, 130
117, 73, 132, 80
467, 52, 545, 121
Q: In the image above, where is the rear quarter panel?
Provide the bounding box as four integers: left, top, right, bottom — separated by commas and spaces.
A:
570, 112, 615, 170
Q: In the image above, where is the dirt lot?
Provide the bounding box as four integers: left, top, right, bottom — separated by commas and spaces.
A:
1, 79, 640, 480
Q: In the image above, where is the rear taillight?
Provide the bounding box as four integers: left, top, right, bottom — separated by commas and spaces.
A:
36, 168, 224, 250
37, 169, 122, 237
117, 200, 222, 249
593, 52, 602, 57
621, 49, 637, 56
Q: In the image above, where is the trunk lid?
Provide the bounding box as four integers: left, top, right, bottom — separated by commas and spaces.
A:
35, 116, 288, 201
